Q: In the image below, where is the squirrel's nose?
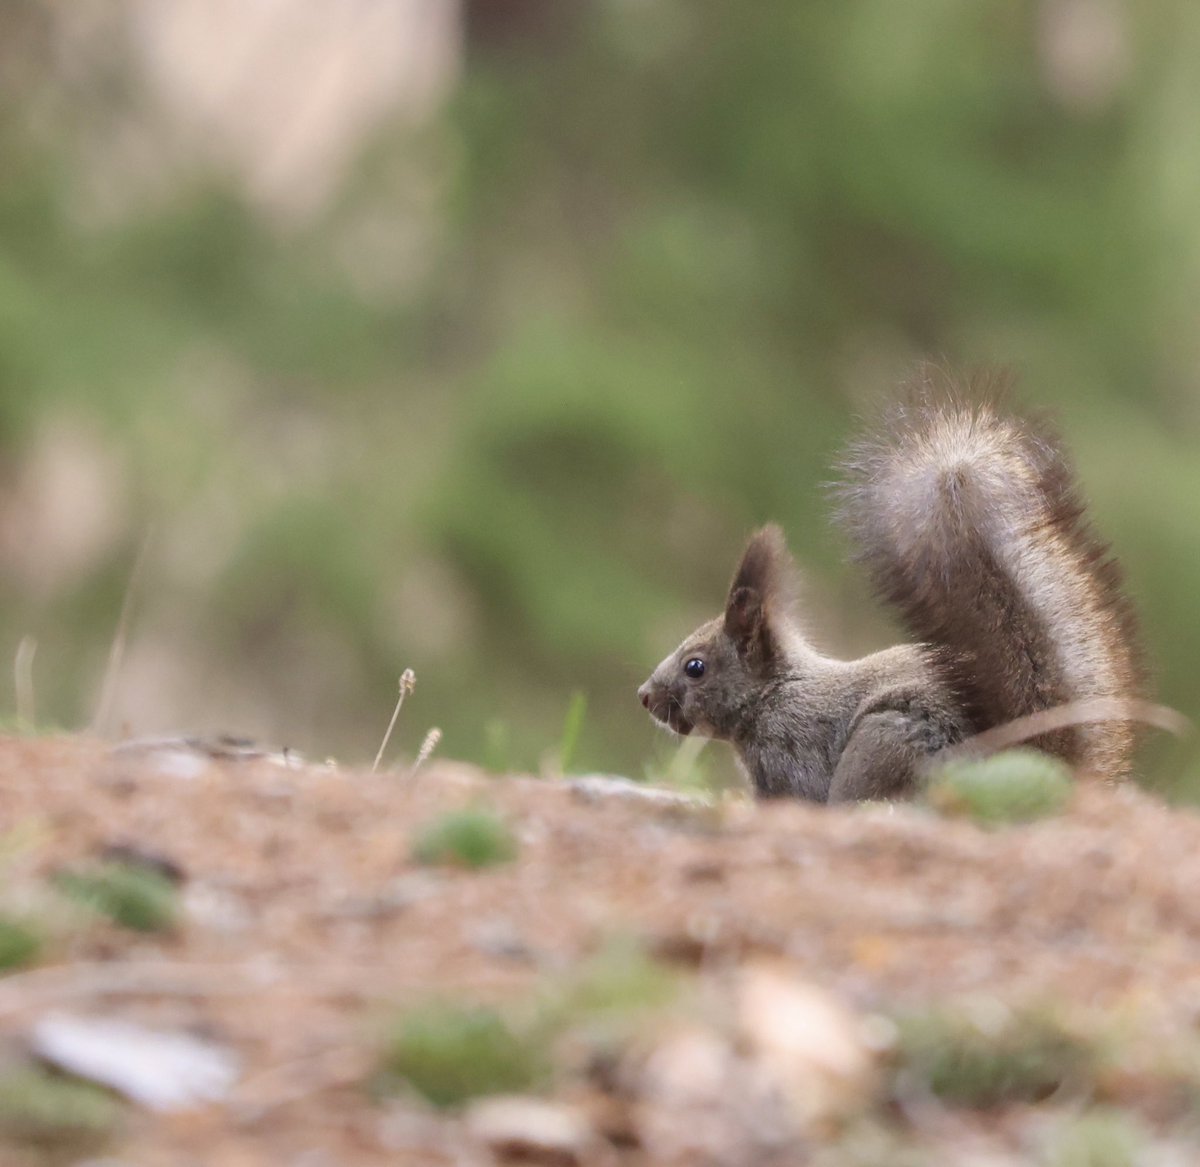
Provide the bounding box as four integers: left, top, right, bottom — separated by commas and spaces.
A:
638, 684, 651, 708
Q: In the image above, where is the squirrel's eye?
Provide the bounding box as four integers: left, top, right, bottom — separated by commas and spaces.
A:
684, 658, 706, 679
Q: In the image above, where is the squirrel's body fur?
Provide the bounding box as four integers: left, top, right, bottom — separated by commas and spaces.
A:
638, 372, 1143, 801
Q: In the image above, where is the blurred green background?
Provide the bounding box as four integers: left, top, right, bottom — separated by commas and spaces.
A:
1, 0, 1197, 786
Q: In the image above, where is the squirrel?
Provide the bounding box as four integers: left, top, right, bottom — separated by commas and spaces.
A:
637, 370, 1145, 801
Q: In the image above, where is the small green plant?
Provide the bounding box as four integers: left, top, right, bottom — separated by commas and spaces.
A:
0, 1066, 122, 1152
1040, 1109, 1143, 1167
892, 1002, 1096, 1107
925, 749, 1074, 826
53, 861, 179, 933
0, 914, 41, 971
411, 808, 518, 869
377, 1004, 549, 1107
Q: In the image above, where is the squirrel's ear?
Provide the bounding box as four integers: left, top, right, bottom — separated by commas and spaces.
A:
724, 525, 789, 664
724, 584, 767, 648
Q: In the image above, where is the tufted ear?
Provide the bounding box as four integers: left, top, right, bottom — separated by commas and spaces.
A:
724, 525, 791, 667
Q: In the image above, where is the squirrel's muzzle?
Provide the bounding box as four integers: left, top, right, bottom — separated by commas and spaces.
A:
638, 679, 694, 735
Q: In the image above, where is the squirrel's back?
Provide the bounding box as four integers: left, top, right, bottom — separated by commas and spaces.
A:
837, 370, 1144, 779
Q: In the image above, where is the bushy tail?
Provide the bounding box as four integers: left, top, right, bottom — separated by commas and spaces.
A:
836, 368, 1144, 779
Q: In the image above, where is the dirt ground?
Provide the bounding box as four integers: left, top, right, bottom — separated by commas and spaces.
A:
1, 734, 1200, 1165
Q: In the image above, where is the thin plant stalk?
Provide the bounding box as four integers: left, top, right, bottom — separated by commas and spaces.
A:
411, 727, 442, 775
373, 669, 416, 773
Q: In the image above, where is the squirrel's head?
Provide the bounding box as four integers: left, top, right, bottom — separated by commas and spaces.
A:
638, 525, 795, 740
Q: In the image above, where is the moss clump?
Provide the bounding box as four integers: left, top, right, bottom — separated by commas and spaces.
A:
892, 1003, 1095, 1107
378, 1004, 548, 1107
925, 749, 1073, 826
53, 861, 179, 933
0, 1067, 122, 1152
0, 915, 41, 971
411, 808, 517, 869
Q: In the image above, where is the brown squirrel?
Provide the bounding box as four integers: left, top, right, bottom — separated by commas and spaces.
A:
637, 372, 1144, 801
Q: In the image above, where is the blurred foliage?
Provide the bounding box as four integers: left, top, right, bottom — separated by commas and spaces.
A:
0, 914, 41, 972
410, 806, 518, 869
892, 1001, 1097, 1107
376, 1003, 550, 1107
53, 861, 179, 933
1040, 1110, 1145, 1167
0, 1, 1197, 787
0, 1065, 123, 1155
377, 938, 680, 1107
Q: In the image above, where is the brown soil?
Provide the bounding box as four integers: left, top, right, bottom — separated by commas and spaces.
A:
1, 735, 1199, 1165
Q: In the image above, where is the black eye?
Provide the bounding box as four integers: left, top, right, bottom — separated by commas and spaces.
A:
684, 658, 705, 679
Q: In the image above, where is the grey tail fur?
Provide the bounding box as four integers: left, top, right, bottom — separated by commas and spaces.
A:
834, 366, 1145, 779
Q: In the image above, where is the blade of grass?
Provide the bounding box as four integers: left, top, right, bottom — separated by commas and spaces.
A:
91, 527, 154, 737
558, 690, 587, 775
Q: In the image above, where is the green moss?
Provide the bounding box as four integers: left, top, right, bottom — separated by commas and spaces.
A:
0, 915, 41, 971
893, 1003, 1095, 1107
411, 808, 517, 869
0, 1067, 122, 1152
377, 1004, 549, 1108
53, 861, 179, 933
925, 749, 1074, 826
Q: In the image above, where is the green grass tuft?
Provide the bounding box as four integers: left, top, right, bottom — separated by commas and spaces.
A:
411, 807, 518, 869
0, 1067, 122, 1152
925, 749, 1074, 826
0, 915, 42, 971
377, 1004, 549, 1107
53, 861, 179, 933
892, 1003, 1095, 1107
